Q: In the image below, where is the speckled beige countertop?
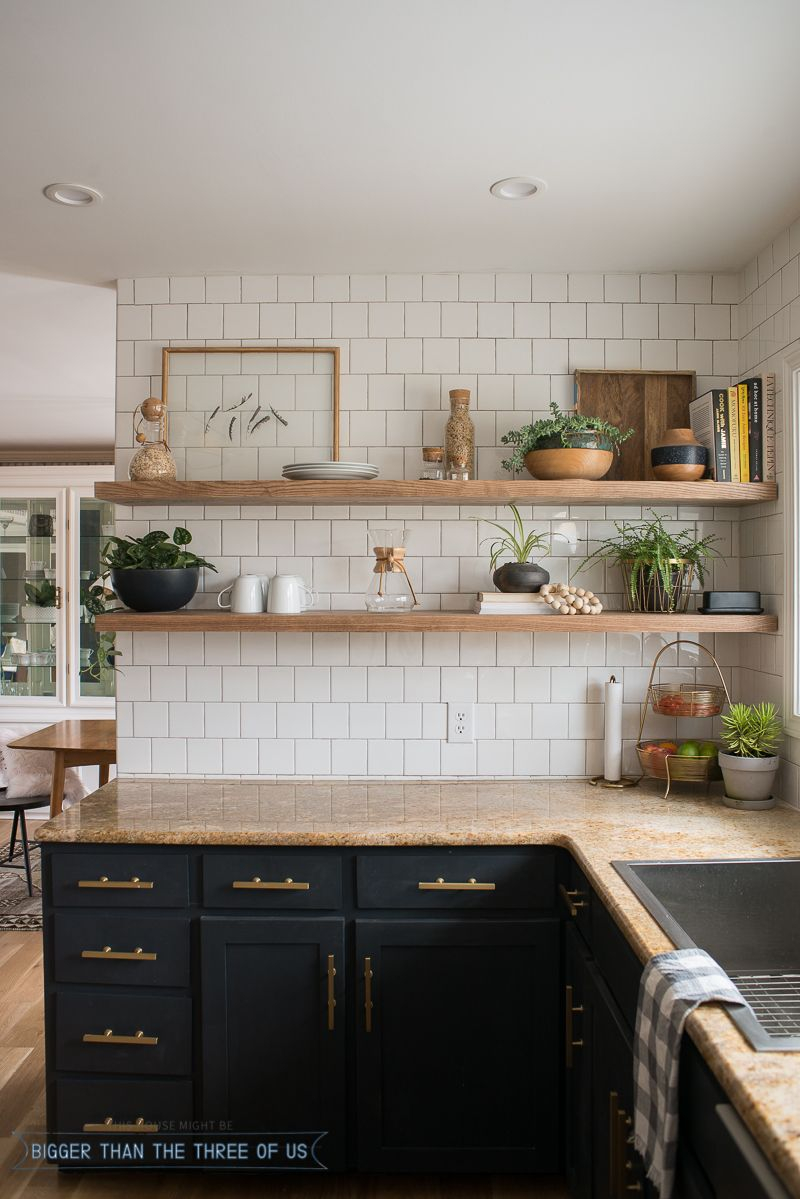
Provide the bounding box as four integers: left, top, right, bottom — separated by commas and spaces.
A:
37, 778, 800, 1195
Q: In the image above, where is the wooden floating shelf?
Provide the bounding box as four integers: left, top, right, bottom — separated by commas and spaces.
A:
96, 609, 778, 634
95, 479, 778, 508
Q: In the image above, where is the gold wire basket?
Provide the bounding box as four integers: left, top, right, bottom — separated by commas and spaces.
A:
636, 639, 731, 798
649, 682, 726, 718
621, 558, 695, 613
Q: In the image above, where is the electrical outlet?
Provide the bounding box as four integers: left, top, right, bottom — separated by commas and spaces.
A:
447, 702, 474, 743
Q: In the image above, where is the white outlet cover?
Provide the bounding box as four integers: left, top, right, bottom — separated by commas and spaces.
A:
447, 702, 474, 744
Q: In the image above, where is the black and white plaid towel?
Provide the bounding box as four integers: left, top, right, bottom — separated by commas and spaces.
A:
633, 948, 747, 1198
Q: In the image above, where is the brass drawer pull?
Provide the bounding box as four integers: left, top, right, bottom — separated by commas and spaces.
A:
232, 876, 310, 890
78, 876, 154, 890
418, 877, 495, 891
564, 984, 584, 1068
81, 946, 157, 961
83, 1028, 159, 1046
558, 883, 588, 917
327, 954, 336, 1031
83, 1117, 158, 1133
364, 955, 373, 1033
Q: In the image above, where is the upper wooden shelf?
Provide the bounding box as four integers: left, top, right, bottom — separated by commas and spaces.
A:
96, 609, 778, 634
95, 479, 777, 507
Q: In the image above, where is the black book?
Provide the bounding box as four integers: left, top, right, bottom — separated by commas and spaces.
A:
690, 389, 730, 481
743, 376, 763, 481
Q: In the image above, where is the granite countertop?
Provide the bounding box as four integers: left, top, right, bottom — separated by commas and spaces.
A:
36, 778, 800, 1195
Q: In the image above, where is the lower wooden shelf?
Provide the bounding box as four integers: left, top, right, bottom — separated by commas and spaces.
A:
95, 609, 778, 633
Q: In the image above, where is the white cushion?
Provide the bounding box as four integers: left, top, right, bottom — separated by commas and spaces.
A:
0, 726, 88, 808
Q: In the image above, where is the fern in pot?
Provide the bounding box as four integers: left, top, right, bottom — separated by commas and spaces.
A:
101, 528, 217, 613
578, 510, 720, 613
719, 703, 782, 809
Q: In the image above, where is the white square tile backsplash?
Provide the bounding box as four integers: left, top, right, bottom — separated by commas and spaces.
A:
113, 267, 784, 786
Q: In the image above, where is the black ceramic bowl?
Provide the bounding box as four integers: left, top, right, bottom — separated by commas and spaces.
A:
111, 567, 199, 612
651, 444, 708, 468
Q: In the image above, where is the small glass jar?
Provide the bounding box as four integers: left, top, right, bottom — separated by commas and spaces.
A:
448, 454, 470, 481
420, 447, 444, 480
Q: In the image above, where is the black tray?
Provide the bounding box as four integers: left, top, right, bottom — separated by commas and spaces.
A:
697, 607, 763, 615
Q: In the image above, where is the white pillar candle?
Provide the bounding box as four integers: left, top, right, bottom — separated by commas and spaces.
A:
604, 675, 624, 782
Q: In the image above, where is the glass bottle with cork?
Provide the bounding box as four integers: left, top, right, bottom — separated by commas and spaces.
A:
445, 389, 475, 480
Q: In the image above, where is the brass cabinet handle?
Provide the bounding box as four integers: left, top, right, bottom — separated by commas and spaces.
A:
558, 883, 588, 917
609, 1093, 640, 1197
82, 1028, 159, 1046
364, 955, 373, 1033
83, 1117, 158, 1133
564, 984, 584, 1068
418, 877, 495, 891
232, 876, 310, 890
78, 876, 154, 890
81, 946, 157, 961
326, 954, 336, 1031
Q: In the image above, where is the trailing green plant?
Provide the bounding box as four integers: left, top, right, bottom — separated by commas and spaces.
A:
101, 527, 217, 572
500, 402, 634, 474
577, 510, 720, 605
80, 576, 121, 684
24, 580, 58, 607
480, 504, 551, 572
721, 703, 782, 759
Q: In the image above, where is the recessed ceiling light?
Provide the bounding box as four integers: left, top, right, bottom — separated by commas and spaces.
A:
489, 176, 546, 200
43, 182, 103, 207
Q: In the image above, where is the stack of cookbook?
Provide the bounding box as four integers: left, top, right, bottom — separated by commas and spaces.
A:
473, 592, 554, 615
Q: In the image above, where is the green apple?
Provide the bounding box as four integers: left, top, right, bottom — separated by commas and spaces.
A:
677, 740, 701, 757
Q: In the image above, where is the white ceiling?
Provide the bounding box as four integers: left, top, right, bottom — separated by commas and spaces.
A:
1, 0, 799, 284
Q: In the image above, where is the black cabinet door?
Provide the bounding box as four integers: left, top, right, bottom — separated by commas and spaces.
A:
589, 963, 652, 1199
355, 918, 560, 1173
564, 922, 593, 1199
200, 916, 345, 1170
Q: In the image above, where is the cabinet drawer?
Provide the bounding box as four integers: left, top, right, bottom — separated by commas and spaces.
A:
202, 853, 341, 908
356, 851, 554, 909
54, 1079, 193, 1134
52, 913, 189, 988
51, 852, 189, 909
55, 992, 191, 1076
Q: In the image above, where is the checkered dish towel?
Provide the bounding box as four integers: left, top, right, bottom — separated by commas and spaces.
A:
633, 948, 747, 1198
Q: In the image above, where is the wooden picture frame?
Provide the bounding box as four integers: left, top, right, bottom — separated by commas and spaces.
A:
160, 345, 341, 460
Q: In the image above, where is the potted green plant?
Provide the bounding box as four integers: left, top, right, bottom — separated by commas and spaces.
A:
481, 504, 551, 591
81, 576, 120, 691
101, 527, 217, 612
719, 703, 782, 809
21, 580, 60, 624
500, 402, 634, 481
578, 510, 720, 613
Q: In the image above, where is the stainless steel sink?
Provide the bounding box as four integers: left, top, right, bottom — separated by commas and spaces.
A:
613, 858, 800, 1051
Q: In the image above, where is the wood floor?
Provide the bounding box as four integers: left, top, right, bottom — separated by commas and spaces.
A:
0, 825, 567, 1199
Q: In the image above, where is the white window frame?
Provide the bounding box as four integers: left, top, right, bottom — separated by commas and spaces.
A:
783, 349, 800, 738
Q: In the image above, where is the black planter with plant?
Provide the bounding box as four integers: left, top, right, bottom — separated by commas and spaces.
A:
101, 527, 217, 612
578, 510, 720, 613
500, 403, 634, 481
482, 504, 551, 592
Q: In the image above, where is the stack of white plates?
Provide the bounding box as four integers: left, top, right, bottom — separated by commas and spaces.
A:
282, 461, 379, 481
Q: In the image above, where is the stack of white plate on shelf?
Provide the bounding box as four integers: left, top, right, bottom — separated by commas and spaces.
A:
282, 461, 380, 481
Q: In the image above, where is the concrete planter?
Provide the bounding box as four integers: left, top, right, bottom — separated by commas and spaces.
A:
718, 751, 779, 808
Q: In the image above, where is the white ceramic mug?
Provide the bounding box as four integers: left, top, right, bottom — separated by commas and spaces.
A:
266, 575, 316, 614
217, 575, 265, 614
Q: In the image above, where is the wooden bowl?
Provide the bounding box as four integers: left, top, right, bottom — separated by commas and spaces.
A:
524, 448, 613, 481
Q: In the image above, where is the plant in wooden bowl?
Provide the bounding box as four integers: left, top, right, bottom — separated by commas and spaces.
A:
500, 403, 634, 481
101, 527, 217, 613
481, 504, 551, 591
578, 510, 720, 612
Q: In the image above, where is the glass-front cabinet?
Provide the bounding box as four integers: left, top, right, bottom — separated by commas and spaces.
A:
0, 469, 115, 720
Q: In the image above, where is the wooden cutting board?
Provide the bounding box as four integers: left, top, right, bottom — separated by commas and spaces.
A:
574, 369, 695, 481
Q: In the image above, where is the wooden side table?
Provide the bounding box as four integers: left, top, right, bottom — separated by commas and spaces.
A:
8, 720, 116, 817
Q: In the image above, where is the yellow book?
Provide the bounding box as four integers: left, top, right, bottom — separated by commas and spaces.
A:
727, 386, 740, 482
738, 383, 750, 481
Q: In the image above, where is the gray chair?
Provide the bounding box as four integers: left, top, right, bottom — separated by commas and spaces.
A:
0, 790, 43, 897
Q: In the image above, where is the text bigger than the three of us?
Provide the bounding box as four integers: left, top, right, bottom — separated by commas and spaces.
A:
18, 1133, 327, 1169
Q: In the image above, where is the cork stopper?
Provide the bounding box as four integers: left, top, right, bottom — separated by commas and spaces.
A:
449, 389, 470, 402
422, 446, 444, 462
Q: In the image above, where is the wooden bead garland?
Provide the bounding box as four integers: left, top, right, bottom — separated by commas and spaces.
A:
539, 583, 603, 615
